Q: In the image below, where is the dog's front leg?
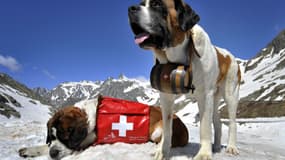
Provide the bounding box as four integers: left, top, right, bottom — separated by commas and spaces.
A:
194, 91, 214, 160
155, 92, 175, 160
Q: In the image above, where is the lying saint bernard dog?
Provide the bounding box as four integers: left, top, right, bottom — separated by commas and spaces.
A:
128, 0, 241, 160
19, 95, 189, 160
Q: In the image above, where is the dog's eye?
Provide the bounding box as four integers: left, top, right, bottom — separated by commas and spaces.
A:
150, 0, 162, 7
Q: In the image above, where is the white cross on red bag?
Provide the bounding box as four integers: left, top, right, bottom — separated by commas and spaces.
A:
95, 97, 150, 144
112, 115, 134, 137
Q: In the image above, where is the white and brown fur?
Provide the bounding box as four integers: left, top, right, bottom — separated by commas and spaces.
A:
128, 0, 241, 160
19, 95, 188, 160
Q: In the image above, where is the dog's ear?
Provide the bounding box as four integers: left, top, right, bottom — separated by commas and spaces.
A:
70, 125, 88, 150
46, 110, 63, 145
97, 94, 103, 105
174, 0, 200, 31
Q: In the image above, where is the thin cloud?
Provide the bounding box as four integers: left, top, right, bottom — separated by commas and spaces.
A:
0, 54, 21, 72
42, 69, 56, 80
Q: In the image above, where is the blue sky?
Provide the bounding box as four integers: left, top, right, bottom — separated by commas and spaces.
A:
0, 0, 284, 89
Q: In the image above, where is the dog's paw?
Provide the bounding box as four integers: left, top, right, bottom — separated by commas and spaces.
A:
154, 150, 163, 160
19, 147, 43, 158
154, 149, 170, 160
193, 151, 212, 160
154, 146, 170, 160
226, 145, 239, 155
19, 148, 30, 158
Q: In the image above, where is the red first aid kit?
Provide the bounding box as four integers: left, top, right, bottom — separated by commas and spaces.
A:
94, 97, 150, 145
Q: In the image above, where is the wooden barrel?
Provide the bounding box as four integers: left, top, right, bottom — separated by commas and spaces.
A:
150, 63, 193, 94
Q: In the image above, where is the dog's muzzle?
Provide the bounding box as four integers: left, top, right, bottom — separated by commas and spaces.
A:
49, 146, 60, 159
128, 5, 170, 49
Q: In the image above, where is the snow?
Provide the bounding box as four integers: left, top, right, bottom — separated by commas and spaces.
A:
0, 84, 50, 122
240, 48, 285, 99
136, 87, 159, 106
118, 77, 160, 105
1, 99, 285, 160
247, 56, 262, 67
60, 81, 101, 88
0, 84, 51, 160
124, 83, 140, 93
51, 81, 102, 101
0, 120, 48, 160
275, 95, 284, 101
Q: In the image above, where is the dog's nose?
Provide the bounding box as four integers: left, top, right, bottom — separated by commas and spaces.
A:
49, 147, 60, 159
128, 5, 140, 13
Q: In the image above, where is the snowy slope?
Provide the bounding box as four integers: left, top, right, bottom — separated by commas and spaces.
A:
0, 83, 51, 160
0, 84, 50, 122
240, 48, 285, 100
239, 29, 285, 101
2, 102, 284, 160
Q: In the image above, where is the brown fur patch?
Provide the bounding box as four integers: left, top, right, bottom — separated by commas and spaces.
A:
149, 106, 188, 147
172, 116, 189, 147
237, 65, 241, 84
216, 48, 232, 84
164, 0, 187, 47
59, 107, 87, 136
47, 106, 88, 140
149, 107, 163, 137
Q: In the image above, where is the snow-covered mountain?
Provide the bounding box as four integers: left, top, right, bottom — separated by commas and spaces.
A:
0, 73, 50, 119
218, 30, 285, 118
34, 75, 159, 108
239, 29, 285, 101
34, 80, 102, 108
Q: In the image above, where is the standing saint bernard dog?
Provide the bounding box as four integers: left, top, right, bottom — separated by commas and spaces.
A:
128, 0, 241, 160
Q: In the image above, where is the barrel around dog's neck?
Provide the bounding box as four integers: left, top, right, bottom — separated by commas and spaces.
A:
151, 31, 199, 94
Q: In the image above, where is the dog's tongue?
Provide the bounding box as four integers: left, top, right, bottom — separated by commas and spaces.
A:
135, 33, 149, 45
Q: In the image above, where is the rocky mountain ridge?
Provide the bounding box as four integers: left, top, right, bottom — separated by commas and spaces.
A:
33, 75, 159, 108
0, 73, 50, 118
240, 29, 285, 101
